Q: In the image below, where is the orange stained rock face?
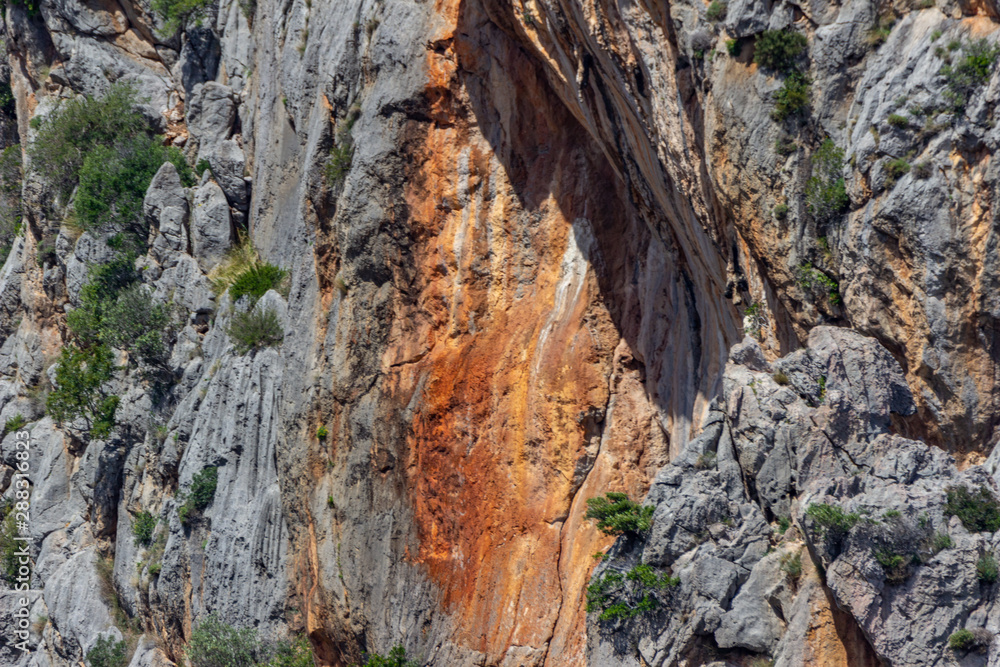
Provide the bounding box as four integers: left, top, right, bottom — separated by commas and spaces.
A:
382, 17, 668, 664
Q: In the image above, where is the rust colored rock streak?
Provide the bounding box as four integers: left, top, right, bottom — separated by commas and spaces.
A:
383, 3, 673, 663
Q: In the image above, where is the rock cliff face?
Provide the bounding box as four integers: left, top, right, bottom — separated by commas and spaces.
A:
0, 0, 997, 665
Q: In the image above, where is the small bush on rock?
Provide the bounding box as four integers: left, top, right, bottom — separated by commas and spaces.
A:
706, 0, 726, 22
228, 306, 285, 355
186, 614, 265, 667
229, 263, 289, 304
941, 39, 1000, 111
771, 73, 811, 121
585, 492, 654, 536
152, 0, 213, 34
360, 645, 420, 667
131, 510, 157, 547
86, 635, 129, 667
944, 485, 1000, 532
263, 637, 315, 667
4, 413, 26, 434
46, 344, 119, 438
178, 466, 218, 525
0, 145, 22, 264
755, 30, 808, 72
806, 503, 859, 536
978, 553, 999, 583
805, 138, 849, 222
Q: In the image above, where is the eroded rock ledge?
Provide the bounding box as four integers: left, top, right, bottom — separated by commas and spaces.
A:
589, 327, 1000, 667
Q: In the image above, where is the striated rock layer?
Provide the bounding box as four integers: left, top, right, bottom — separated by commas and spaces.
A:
0, 0, 997, 665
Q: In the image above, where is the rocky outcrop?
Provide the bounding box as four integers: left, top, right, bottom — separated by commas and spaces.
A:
0, 0, 996, 665
590, 327, 1000, 666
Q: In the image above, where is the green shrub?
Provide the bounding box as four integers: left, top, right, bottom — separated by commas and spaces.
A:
228, 306, 284, 354
726, 38, 740, 56
360, 645, 419, 667
131, 510, 157, 547
806, 503, 859, 536
780, 551, 803, 579
930, 29, 942, 42
98, 283, 170, 363
186, 614, 265, 667
706, 0, 726, 22
775, 136, 797, 155
931, 531, 953, 552
755, 30, 808, 72
30, 83, 149, 200
695, 451, 717, 469
326, 138, 354, 187
262, 637, 315, 667
771, 73, 811, 121
196, 158, 212, 177
69, 260, 169, 364
887, 113, 908, 128
796, 263, 842, 305
209, 235, 259, 295
585, 492, 654, 536
950, 628, 976, 651
874, 548, 908, 582
86, 635, 129, 667
0, 145, 22, 264
978, 553, 999, 583
152, 0, 213, 33
317, 425, 328, 439
75, 134, 182, 242
229, 263, 288, 304
805, 138, 848, 222
884, 157, 910, 186
4, 413, 26, 434
46, 344, 119, 438
178, 466, 218, 525
586, 564, 677, 621
941, 39, 1000, 111
944, 485, 1000, 532
773, 371, 790, 385
772, 203, 789, 219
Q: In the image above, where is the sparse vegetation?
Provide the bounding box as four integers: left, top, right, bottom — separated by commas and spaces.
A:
978, 553, 999, 583
806, 503, 859, 536
887, 113, 908, 128
4, 413, 26, 434
726, 38, 740, 56
771, 73, 811, 121
777, 516, 791, 534
85, 635, 129, 667
263, 637, 316, 667
931, 531, 953, 552
586, 563, 678, 621
186, 614, 266, 667
0, 145, 22, 264
772, 203, 789, 219
706, 0, 726, 22
46, 344, 119, 438
884, 157, 910, 187
780, 551, 803, 579
131, 510, 157, 547
151, 0, 213, 34
317, 425, 328, 439
228, 263, 289, 305
940, 39, 1000, 111
755, 30, 808, 72
796, 263, 842, 305
585, 492, 654, 536
944, 485, 1000, 532
326, 106, 360, 187
950, 628, 976, 651
805, 138, 849, 222
1, 503, 23, 584
228, 306, 285, 355
209, 234, 260, 295
773, 370, 790, 385
177, 466, 218, 525
695, 451, 717, 469
359, 645, 420, 667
